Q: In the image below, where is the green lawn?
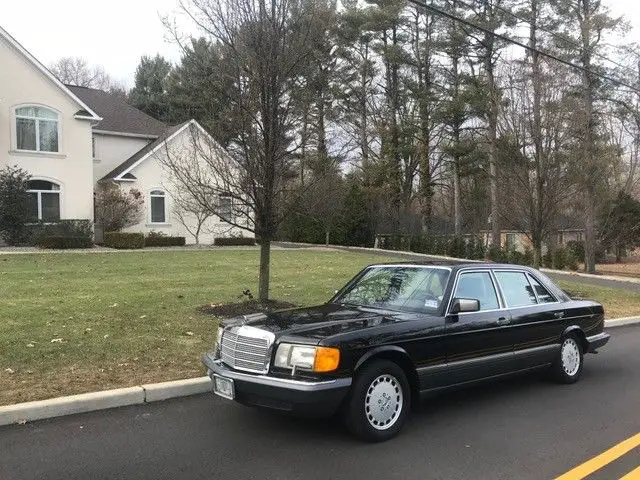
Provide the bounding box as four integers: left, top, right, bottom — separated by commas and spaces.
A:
0, 249, 637, 406
0, 249, 396, 405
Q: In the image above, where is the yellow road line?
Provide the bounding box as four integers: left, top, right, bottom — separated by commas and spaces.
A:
555, 432, 640, 480
620, 465, 640, 480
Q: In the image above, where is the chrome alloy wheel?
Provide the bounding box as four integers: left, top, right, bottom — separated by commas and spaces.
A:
561, 338, 581, 376
364, 374, 403, 430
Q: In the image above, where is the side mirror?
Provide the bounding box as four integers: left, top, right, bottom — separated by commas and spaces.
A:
450, 298, 480, 314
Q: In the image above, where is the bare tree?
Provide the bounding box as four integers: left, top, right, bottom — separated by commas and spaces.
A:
170, 187, 215, 245
50, 57, 121, 91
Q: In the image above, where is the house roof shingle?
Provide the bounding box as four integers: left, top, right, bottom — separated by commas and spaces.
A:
66, 85, 167, 137
100, 121, 190, 181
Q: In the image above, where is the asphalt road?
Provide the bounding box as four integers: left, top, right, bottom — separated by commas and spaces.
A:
1, 326, 639, 480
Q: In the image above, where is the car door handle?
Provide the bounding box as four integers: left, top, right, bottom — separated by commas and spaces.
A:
497, 317, 510, 325
553, 312, 565, 319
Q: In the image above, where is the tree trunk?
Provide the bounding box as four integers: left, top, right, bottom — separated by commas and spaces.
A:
325, 230, 330, 246
453, 162, 462, 236
484, 6, 500, 249
258, 239, 271, 301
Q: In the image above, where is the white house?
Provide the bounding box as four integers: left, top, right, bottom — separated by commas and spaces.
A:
0, 25, 248, 245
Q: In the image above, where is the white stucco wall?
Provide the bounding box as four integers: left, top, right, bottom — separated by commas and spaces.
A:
92, 133, 150, 182
119, 126, 252, 244
0, 34, 94, 221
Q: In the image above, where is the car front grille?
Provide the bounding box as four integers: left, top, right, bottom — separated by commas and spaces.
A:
220, 326, 273, 374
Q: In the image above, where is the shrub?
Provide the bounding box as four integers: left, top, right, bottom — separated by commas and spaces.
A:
508, 249, 527, 266
553, 248, 566, 270
214, 237, 256, 246
94, 183, 144, 232
566, 250, 579, 271
104, 232, 145, 249
0, 166, 31, 245
27, 220, 93, 246
542, 250, 553, 268
38, 236, 92, 249
145, 235, 186, 247
565, 241, 585, 263
523, 248, 534, 266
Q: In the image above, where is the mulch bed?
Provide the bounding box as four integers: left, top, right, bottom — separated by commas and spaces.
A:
201, 299, 298, 317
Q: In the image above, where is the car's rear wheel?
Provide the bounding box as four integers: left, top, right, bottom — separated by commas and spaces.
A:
552, 334, 584, 384
344, 360, 410, 442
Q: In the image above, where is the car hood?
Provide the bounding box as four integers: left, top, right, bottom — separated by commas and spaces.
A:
221, 303, 427, 343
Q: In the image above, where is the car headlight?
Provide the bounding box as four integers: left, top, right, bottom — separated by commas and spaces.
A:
274, 343, 340, 373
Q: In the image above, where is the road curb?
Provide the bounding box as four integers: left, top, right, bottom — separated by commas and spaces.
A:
2, 317, 639, 427
605, 317, 640, 328
142, 377, 212, 403
0, 377, 212, 427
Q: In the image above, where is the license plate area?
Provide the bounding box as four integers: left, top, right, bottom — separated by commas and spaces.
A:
213, 375, 235, 400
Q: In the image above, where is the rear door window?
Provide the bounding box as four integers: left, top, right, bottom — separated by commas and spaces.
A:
493, 271, 537, 308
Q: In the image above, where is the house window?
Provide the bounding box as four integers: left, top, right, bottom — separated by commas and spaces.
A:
506, 233, 517, 250
218, 196, 233, 222
26, 180, 61, 222
150, 190, 166, 223
15, 106, 59, 152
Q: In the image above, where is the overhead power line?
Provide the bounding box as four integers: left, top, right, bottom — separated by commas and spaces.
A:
485, 0, 638, 78
405, 0, 640, 94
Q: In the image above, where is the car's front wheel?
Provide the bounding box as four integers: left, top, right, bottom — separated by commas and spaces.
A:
344, 360, 410, 442
552, 333, 584, 384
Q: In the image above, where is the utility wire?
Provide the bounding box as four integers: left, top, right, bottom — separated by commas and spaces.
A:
405, 0, 640, 94
485, 0, 638, 78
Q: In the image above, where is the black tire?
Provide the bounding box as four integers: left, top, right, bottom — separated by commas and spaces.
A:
551, 333, 584, 384
344, 360, 411, 442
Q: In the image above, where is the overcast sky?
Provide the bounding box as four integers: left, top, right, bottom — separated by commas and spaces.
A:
2, 0, 639, 88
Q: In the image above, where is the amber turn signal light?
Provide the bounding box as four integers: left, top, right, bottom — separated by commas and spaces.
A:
313, 347, 340, 372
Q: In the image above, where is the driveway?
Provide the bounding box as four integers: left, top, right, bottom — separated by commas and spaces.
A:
1, 326, 638, 480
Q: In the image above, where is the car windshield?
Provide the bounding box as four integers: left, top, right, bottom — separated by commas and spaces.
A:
334, 265, 451, 314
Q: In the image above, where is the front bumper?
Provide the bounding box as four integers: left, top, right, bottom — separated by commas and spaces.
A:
586, 332, 610, 353
202, 354, 352, 417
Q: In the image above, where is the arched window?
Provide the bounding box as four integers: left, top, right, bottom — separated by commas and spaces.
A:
150, 190, 167, 223
15, 106, 60, 152
26, 180, 61, 222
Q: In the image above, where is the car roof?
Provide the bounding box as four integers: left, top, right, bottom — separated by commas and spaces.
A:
367, 261, 536, 272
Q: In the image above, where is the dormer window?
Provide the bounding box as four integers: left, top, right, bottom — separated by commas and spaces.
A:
15, 106, 59, 153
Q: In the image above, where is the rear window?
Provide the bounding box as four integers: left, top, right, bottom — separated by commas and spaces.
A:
494, 271, 537, 307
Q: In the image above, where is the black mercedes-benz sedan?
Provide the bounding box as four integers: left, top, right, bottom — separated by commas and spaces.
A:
202, 262, 610, 441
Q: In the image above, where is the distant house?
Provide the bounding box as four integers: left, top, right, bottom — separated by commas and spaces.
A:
478, 215, 584, 252
0, 25, 248, 244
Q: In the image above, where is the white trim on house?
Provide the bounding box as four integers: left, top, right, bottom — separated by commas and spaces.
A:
93, 129, 159, 140
148, 188, 169, 225
0, 26, 102, 122
114, 121, 195, 180
26, 178, 63, 221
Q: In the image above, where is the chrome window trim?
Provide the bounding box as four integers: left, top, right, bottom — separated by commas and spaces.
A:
447, 267, 563, 315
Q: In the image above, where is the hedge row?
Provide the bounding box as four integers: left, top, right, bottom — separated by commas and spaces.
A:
144, 235, 186, 247
214, 237, 255, 246
29, 220, 94, 249
104, 232, 145, 249
38, 236, 93, 249
102, 232, 188, 249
